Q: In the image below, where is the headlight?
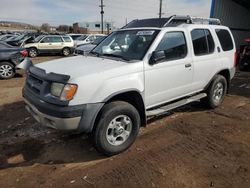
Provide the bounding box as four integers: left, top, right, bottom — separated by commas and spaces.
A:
50, 83, 78, 101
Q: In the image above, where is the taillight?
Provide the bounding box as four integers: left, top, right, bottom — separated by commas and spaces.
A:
20, 50, 28, 58
234, 51, 237, 67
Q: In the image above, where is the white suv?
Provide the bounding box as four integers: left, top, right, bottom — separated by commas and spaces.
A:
19, 16, 236, 156
24, 35, 74, 57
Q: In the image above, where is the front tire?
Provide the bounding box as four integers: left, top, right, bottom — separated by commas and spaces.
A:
0, 62, 15, 79
203, 75, 227, 109
62, 47, 71, 56
92, 101, 141, 156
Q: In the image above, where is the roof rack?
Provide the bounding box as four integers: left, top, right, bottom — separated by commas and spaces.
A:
164, 15, 221, 26
122, 15, 221, 29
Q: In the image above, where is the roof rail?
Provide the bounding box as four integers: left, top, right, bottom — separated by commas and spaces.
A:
163, 15, 192, 26
190, 16, 221, 25
164, 15, 221, 26
121, 15, 221, 29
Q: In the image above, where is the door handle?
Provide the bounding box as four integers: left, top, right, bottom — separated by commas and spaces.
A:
185, 63, 192, 68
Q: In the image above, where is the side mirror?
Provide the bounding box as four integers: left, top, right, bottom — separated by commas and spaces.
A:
149, 51, 165, 65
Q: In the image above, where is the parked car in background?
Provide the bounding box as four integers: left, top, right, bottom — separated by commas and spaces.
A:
74, 35, 107, 55
238, 39, 250, 71
68, 34, 86, 41
24, 35, 74, 57
74, 34, 106, 46
0, 34, 18, 41
5, 33, 40, 47
0, 41, 27, 79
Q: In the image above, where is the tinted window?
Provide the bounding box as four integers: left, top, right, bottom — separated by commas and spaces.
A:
51, 37, 63, 43
41, 37, 52, 43
41, 36, 63, 43
70, 35, 82, 40
191, 29, 215, 56
63, 36, 71, 42
155, 31, 187, 61
216, 29, 234, 51
205, 30, 215, 53
191, 29, 208, 55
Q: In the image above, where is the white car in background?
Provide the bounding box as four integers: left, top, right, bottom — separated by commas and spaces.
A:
68, 34, 86, 41
74, 34, 106, 47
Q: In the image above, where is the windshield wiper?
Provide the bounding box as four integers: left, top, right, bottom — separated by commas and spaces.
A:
101, 53, 130, 61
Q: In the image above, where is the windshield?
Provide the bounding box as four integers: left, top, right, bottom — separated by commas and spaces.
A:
92, 36, 106, 45
13, 34, 25, 41
77, 35, 88, 41
34, 35, 44, 42
92, 29, 159, 61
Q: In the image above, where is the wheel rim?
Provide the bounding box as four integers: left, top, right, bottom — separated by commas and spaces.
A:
213, 82, 224, 103
0, 64, 13, 78
106, 115, 132, 146
30, 49, 37, 57
63, 49, 70, 56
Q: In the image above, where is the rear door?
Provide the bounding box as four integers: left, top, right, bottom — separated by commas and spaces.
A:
190, 28, 221, 90
50, 36, 64, 51
144, 30, 194, 108
214, 28, 235, 71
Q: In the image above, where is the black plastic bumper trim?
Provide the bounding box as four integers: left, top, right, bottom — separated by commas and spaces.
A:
23, 88, 84, 118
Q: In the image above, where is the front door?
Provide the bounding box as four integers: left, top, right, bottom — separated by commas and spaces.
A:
144, 31, 194, 108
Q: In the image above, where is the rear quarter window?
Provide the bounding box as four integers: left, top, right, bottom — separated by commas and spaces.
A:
63, 36, 72, 42
215, 29, 234, 51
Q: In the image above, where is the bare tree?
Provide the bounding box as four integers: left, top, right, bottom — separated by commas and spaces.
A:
41, 23, 50, 33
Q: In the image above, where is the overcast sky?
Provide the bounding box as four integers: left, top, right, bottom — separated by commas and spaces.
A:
0, 0, 212, 27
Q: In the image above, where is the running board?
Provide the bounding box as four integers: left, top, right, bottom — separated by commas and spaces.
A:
146, 93, 207, 117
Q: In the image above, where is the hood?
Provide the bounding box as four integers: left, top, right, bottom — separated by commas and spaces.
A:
76, 44, 96, 52
35, 55, 141, 80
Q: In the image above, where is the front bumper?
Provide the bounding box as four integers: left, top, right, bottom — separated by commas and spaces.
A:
25, 99, 81, 130
23, 88, 104, 132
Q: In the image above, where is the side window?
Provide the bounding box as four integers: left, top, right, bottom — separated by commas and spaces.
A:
205, 30, 215, 53
63, 36, 72, 42
155, 31, 187, 61
191, 29, 215, 55
51, 37, 63, 43
88, 36, 95, 42
41, 37, 52, 43
191, 29, 208, 55
215, 29, 234, 51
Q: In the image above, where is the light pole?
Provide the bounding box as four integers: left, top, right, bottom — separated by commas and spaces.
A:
159, 0, 162, 18
100, 0, 105, 34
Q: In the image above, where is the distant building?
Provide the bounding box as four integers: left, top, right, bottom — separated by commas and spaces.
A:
73, 23, 88, 34
77, 21, 114, 34
211, 0, 250, 49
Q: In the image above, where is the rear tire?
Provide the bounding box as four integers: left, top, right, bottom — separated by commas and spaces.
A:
0, 62, 15, 79
28, 48, 38, 58
203, 75, 227, 109
92, 101, 140, 156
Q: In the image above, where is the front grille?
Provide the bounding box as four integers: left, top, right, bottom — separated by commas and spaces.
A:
74, 50, 84, 55
24, 66, 70, 106
26, 73, 44, 95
